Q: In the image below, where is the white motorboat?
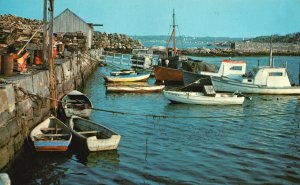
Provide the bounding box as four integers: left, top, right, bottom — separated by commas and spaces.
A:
211, 44, 300, 95
163, 86, 245, 105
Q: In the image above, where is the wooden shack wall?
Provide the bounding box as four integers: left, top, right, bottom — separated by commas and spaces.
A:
54, 9, 92, 48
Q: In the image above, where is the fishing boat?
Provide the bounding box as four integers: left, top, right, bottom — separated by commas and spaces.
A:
69, 116, 121, 152
61, 90, 93, 118
106, 84, 165, 93
163, 86, 245, 105
30, 116, 72, 152
110, 69, 136, 76
104, 73, 150, 82
154, 9, 184, 83
211, 46, 300, 95
154, 66, 183, 82
183, 59, 246, 91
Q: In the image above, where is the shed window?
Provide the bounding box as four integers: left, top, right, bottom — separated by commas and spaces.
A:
269, 72, 283, 76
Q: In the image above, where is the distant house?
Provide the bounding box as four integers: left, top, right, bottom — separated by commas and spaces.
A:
54, 8, 93, 48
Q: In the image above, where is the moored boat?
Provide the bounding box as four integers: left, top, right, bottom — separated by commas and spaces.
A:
154, 66, 183, 82
106, 84, 165, 93
61, 90, 93, 118
211, 47, 300, 95
211, 66, 300, 94
163, 89, 245, 105
30, 116, 72, 152
69, 116, 121, 152
110, 70, 136, 76
104, 73, 150, 82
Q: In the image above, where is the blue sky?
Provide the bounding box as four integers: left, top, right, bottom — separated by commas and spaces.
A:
0, 0, 300, 38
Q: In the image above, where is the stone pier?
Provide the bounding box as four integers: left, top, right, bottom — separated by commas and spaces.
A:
0, 49, 102, 170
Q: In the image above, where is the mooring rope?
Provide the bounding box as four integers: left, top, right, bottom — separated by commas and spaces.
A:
16, 86, 300, 120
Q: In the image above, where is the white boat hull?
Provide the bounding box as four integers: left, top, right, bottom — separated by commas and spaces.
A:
211, 76, 300, 95
105, 73, 150, 82
163, 90, 245, 105
69, 116, 121, 152
106, 85, 165, 93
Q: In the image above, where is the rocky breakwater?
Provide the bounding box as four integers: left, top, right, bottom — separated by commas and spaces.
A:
92, 32, 143, 53
179, 41, 300, 57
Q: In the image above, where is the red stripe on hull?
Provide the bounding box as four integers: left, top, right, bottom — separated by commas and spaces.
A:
35, 146, 68, 152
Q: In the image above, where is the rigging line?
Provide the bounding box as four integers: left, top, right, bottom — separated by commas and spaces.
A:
17, 86, 300, 119
90, 107, 300, 119
176, 19, 185, 50
16, 86, 300, 119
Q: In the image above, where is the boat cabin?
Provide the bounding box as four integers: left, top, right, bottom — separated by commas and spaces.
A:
218, 60, 246, 77
242, 66, 291, 87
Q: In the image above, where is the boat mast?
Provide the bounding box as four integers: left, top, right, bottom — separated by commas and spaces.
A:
269, 37, 273, 67
172, 9, 177, 56
166, 9, 177, 57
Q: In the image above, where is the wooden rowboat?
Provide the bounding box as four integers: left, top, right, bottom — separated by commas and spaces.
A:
69, 116, 121, 152
110, 70, 136, 76
106, 84, 165, 93
104, 73, 150, 82
30, 116, 72, 152
61, 90, 93, 118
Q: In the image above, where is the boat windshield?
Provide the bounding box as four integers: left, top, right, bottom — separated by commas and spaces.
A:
246, 68, 258, 78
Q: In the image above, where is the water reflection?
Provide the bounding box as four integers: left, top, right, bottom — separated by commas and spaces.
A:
7, 147, 72, 185
70, 147, 120, 170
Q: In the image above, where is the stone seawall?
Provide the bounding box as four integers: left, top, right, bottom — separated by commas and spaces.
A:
0, 49, 102, 170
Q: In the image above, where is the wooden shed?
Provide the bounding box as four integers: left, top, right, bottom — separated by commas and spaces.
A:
54, 8, 93, 48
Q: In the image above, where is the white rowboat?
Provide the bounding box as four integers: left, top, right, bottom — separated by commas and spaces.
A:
104, 73, 150, 82
69, 116, 121, 152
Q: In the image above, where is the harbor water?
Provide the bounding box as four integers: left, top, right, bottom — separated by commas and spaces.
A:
7, 56, 300, 184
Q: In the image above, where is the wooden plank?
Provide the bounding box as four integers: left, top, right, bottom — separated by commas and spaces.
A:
40, 128, 63, 131
77, 131, 99, 134
37, 133, 70, 137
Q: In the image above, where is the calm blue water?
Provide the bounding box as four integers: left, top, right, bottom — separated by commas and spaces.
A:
6, 56, 300, 185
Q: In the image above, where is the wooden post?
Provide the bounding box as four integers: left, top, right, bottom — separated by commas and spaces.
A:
42, 0, 48, 69
48, 0, 57, 115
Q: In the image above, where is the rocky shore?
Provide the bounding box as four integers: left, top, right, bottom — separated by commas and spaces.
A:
154, 46, 300, 57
